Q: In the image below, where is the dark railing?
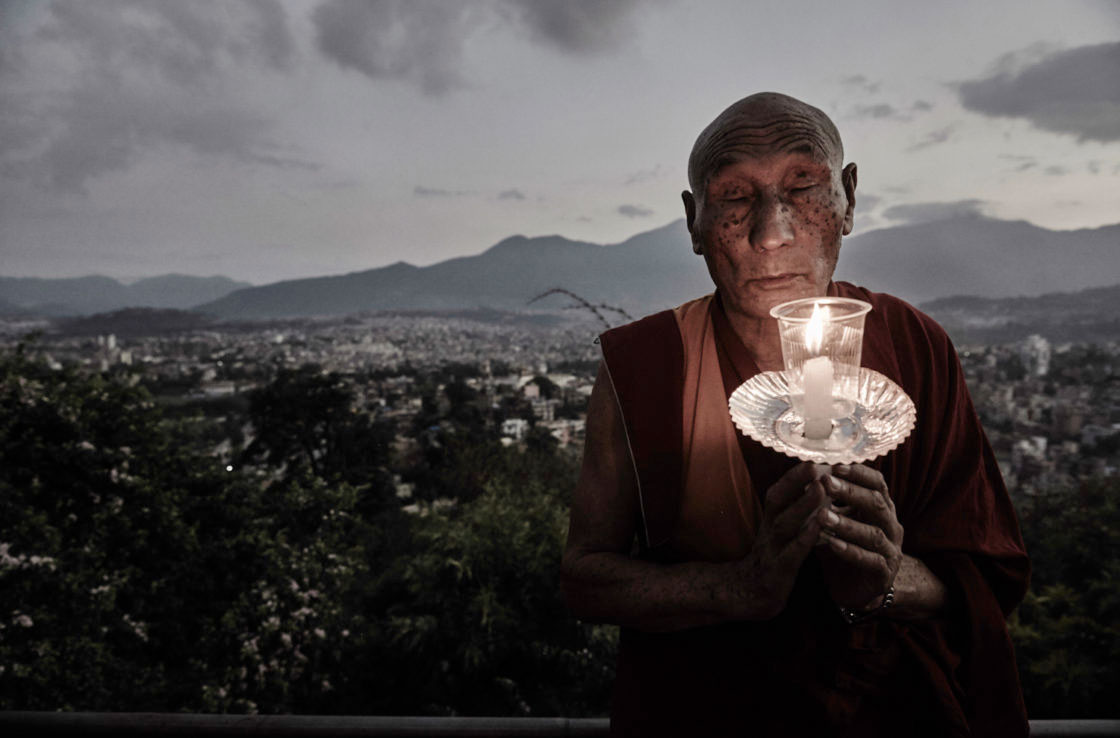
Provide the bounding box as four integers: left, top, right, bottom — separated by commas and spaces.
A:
2, 714, 1119, 737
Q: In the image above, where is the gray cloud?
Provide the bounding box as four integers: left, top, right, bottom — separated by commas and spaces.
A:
414, 185, 467, 197
618, 204, 653, 218
312, 0, 643, 94
999, 154, 1038, 172
882, 199, 986, 224
37, 0, 295, 85
624, 164, 664, 185
906, 125, 955, 151
0, 0, 300, 193
957, 42, 1120, 142
502, 0, 642, 54
850, 99, 933, 122
498, 189, 526, 200
840, 75, 881, 94
855, 192, 882, 213
853, 103, 900, 120
1044, 165, 1070, 176
312, 0, 478, 95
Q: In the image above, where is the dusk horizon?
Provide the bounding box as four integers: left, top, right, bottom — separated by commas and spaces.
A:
2, 1, 1117, 285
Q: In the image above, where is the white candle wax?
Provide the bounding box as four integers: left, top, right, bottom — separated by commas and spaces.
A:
803, 355, 833, 439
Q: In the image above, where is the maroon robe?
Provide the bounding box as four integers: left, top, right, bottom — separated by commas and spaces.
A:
598, 282, 1030, 737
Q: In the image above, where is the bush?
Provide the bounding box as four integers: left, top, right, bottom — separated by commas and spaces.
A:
1009, 477, 1120, 717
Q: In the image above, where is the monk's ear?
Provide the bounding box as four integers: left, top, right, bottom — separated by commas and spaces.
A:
841, 163, 857, 236
682, 190, 702, 254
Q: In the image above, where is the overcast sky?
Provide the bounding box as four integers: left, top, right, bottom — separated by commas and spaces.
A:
1, 0, 1118, 284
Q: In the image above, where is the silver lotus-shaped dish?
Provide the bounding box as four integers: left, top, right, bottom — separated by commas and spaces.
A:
728, 367, 916, 464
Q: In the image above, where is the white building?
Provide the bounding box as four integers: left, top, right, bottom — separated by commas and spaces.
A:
1019, 334, 1051, 377
502, 418, 530, 441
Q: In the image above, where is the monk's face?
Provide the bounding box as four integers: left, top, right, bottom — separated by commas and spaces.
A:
684, 127, 856, 324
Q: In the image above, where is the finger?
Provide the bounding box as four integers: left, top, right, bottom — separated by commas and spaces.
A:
773, 511, 824, 571
824, 532, 893, 578
769, 478, 828, 543
832, 464, 888, 493
766, 462, 830, 511
818, 507, 895, 556
823, 474, 894, 522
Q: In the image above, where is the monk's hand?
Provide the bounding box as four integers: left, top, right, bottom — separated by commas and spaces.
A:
814, 463, 904, 611
736, 462, 830, 620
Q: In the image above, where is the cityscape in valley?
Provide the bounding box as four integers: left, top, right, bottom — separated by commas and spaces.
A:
2, 289, 1118, 717
3, 299, 1117, 505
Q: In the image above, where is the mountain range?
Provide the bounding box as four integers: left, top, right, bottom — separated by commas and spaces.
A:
1, 215, 1117, 320
197, 214, 1120, 320
919, 284, 1120, 345
833, 216, 1119, 304
195, 221, 711, 321
0, 274, 251, 317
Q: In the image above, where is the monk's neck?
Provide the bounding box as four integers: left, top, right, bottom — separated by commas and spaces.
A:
725, 312, 785, 373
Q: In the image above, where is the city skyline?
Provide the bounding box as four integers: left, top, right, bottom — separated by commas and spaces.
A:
1, 0, 1118, 284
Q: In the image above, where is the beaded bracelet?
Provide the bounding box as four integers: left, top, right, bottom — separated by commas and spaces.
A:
838, 584, 895, 625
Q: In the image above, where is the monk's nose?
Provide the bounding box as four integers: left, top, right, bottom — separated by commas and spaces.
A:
750, 196, 794, 252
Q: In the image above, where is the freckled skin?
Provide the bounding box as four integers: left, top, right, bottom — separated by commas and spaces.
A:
682, 92, 857, 368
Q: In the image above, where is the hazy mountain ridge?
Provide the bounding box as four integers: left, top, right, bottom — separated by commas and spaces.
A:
55, 308, 219, 338
4, 215, 1117, 323
196, 214, 1117, 320
32, 283, 1120, 348
834, 216, 1120, 303
0, 274, 252, 317
918, 284, 1120, 345
196, 220, 711, 320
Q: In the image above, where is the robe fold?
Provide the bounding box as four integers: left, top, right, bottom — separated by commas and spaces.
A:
598, 282, 1029, 737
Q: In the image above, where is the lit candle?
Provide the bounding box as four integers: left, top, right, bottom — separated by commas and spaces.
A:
802, 302, 833, 439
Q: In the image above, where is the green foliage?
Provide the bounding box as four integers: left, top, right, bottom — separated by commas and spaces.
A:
242, 366, 395, 494
0, 350, 379, 712
369, 448, 615, 716
0, 349, 188, 708
1009, 477, 1120, 718
0, 349, 615, 716
192, 474, 378, 714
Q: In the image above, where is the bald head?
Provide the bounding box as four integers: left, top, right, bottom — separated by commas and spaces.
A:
687, 92, 844, 196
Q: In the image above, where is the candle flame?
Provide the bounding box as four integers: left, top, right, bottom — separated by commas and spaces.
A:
805, 302, 829, 355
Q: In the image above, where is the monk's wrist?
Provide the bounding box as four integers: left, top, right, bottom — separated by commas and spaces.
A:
721, 559, 789, 621
838, 584, 895, 624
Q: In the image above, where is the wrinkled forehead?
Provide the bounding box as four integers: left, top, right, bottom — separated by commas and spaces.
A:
688, 98, 843, 194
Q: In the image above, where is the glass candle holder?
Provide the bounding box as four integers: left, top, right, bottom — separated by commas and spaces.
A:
770, 296, 872, 440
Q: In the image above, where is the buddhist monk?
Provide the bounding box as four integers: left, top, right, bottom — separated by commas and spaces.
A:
560, 92, 1030, 737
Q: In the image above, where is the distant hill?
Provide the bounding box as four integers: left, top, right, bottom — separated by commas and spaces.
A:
195, 220, 712, 321
54, 308, 218, 338
834, 216, 1120, 304
0, 274, 252, 316
0, 295, 27, 317
194, 215, 1119, 321
7, 215, 1117, 322
918, 284, 1120, 345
